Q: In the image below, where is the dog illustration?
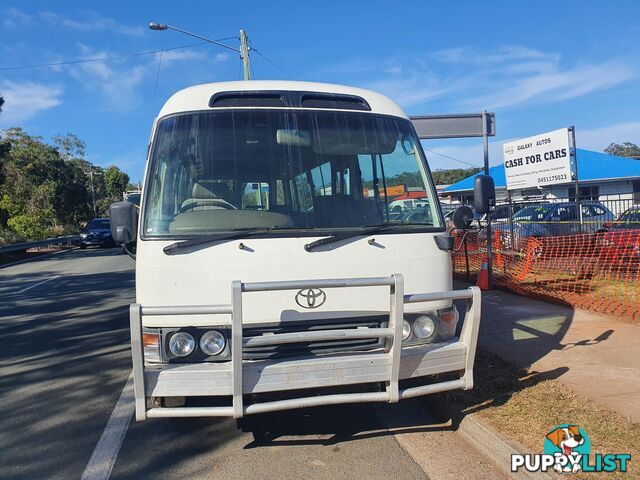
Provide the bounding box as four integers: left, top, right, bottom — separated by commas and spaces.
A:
546, 425, 585, 473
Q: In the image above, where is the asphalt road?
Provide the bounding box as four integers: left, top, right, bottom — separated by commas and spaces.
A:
1, 248, 505, 480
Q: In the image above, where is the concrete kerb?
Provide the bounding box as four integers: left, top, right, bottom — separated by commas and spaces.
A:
453, 410, 553, 480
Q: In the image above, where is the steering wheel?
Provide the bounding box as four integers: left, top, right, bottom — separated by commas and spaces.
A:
179, 199, 237, 213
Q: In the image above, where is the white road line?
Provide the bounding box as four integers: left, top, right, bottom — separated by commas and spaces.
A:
17, 275, 61, 293
81, 372, 134, 480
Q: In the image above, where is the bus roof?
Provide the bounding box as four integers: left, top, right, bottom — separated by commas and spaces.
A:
157, 80, 407, 119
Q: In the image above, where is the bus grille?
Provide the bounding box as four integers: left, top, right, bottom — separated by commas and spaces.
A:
242, 316, 386, 360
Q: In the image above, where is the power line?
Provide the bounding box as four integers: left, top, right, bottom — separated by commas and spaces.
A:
422, 147, 482, 168
251, 48, 296, 80
0, 38, 236, 72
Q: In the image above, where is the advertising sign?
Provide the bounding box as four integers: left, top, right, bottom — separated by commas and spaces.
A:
503, 128, 572, 190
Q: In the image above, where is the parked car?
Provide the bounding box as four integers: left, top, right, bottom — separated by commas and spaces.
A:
490, 203, 530, 223
600, 206, 640, 266
494, 201, 614, 250
80, 218, 114, 249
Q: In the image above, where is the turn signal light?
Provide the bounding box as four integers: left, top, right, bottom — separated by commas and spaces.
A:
142, 329, 161, 362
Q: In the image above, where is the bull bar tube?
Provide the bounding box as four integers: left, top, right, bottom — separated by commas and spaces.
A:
129, 274, 481, 420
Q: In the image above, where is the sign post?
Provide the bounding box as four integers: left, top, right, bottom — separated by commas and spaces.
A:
482, 112, 493, 288
411, 112, 497, 287
568, 126, 582, 228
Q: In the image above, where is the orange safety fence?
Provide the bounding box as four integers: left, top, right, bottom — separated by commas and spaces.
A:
452, 227, 640, 321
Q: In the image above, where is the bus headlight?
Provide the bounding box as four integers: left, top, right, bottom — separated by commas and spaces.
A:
413, 315, 437, 341
199, 330, 226, 356
168, 332, 196, 357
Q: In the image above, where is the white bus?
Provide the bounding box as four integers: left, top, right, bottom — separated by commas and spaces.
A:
110, 81, 486, 421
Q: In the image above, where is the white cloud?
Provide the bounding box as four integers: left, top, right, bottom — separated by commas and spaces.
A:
576, 121, 640, 151
324, 45, 635, 111
213, 52, 231, 63
67, 45, 146, 110
0, 81, 63, 124
37, 10, 144, 36
463, 61, 634, 110
3, 7, 32, 28
434, 45, 553, 65
154, 48, 231, 65
366, 74, 463, 108
157, 49, 207, 64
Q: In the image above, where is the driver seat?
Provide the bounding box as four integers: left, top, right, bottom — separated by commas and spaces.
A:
180, 181, 236, 212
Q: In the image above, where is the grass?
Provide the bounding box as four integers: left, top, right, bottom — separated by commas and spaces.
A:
441, 350, 639, 479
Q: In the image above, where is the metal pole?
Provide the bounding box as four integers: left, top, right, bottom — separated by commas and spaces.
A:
507, 189, 515, 252
570, 126, 582, 233
89, 168, 96, 217
464, 234, 470, 279
239, 29, 251, 80
482, 111, 493, 288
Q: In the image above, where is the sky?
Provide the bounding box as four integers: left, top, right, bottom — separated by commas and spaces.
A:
1, 0, 639, 182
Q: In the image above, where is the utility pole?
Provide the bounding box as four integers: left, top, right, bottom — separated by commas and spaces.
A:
87, 167, 97, 217
239, 29, 251, 80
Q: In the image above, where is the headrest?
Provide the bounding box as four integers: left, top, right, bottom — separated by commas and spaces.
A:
192, 182, 231, 199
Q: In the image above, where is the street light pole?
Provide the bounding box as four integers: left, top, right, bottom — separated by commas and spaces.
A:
149, 22, 251, 80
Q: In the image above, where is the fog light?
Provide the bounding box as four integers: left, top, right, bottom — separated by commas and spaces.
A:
402, 320, 412, 341
168, 332, 195, 357
413, 315, 436, 340
199, 330, 226, 356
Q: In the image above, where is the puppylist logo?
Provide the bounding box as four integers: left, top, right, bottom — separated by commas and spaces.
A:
511, 424, 631, 474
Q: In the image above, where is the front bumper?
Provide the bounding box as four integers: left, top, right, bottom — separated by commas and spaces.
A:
129, 275, 481, 420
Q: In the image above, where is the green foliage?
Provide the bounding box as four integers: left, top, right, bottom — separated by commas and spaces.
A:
53, 133, 86, 161
432, 167, 481, 185
104, 165, 130, 199
0, 96, 4, 113
604, 142, 640, 158
0, 127, 133, 241
7, 214, 48, 240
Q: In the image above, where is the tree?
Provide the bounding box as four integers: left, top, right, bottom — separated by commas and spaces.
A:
0, 96, 4, 114
432, 167, 482, 185
104, 165, 130, 199
0, 128, 92, 237
604, 142, 640, 158
53, 133, 86, 161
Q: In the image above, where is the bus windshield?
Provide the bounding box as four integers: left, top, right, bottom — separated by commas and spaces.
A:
142, 110, 441, 238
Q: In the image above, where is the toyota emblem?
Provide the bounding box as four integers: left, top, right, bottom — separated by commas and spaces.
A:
295, 288, 326, 309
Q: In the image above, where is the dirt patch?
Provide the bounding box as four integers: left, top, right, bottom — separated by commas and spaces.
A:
440, 350, 639, 479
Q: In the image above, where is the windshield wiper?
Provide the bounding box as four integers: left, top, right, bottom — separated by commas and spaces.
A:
163, 227, 285, 255
304, 224, 420, 252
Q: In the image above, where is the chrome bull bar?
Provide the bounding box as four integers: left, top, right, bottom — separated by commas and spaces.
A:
129, 274, 481, 420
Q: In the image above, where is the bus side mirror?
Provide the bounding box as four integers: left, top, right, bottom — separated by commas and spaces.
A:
452, 206, 474, 229
474, 175, 495, 214
110, 202, 137, 244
